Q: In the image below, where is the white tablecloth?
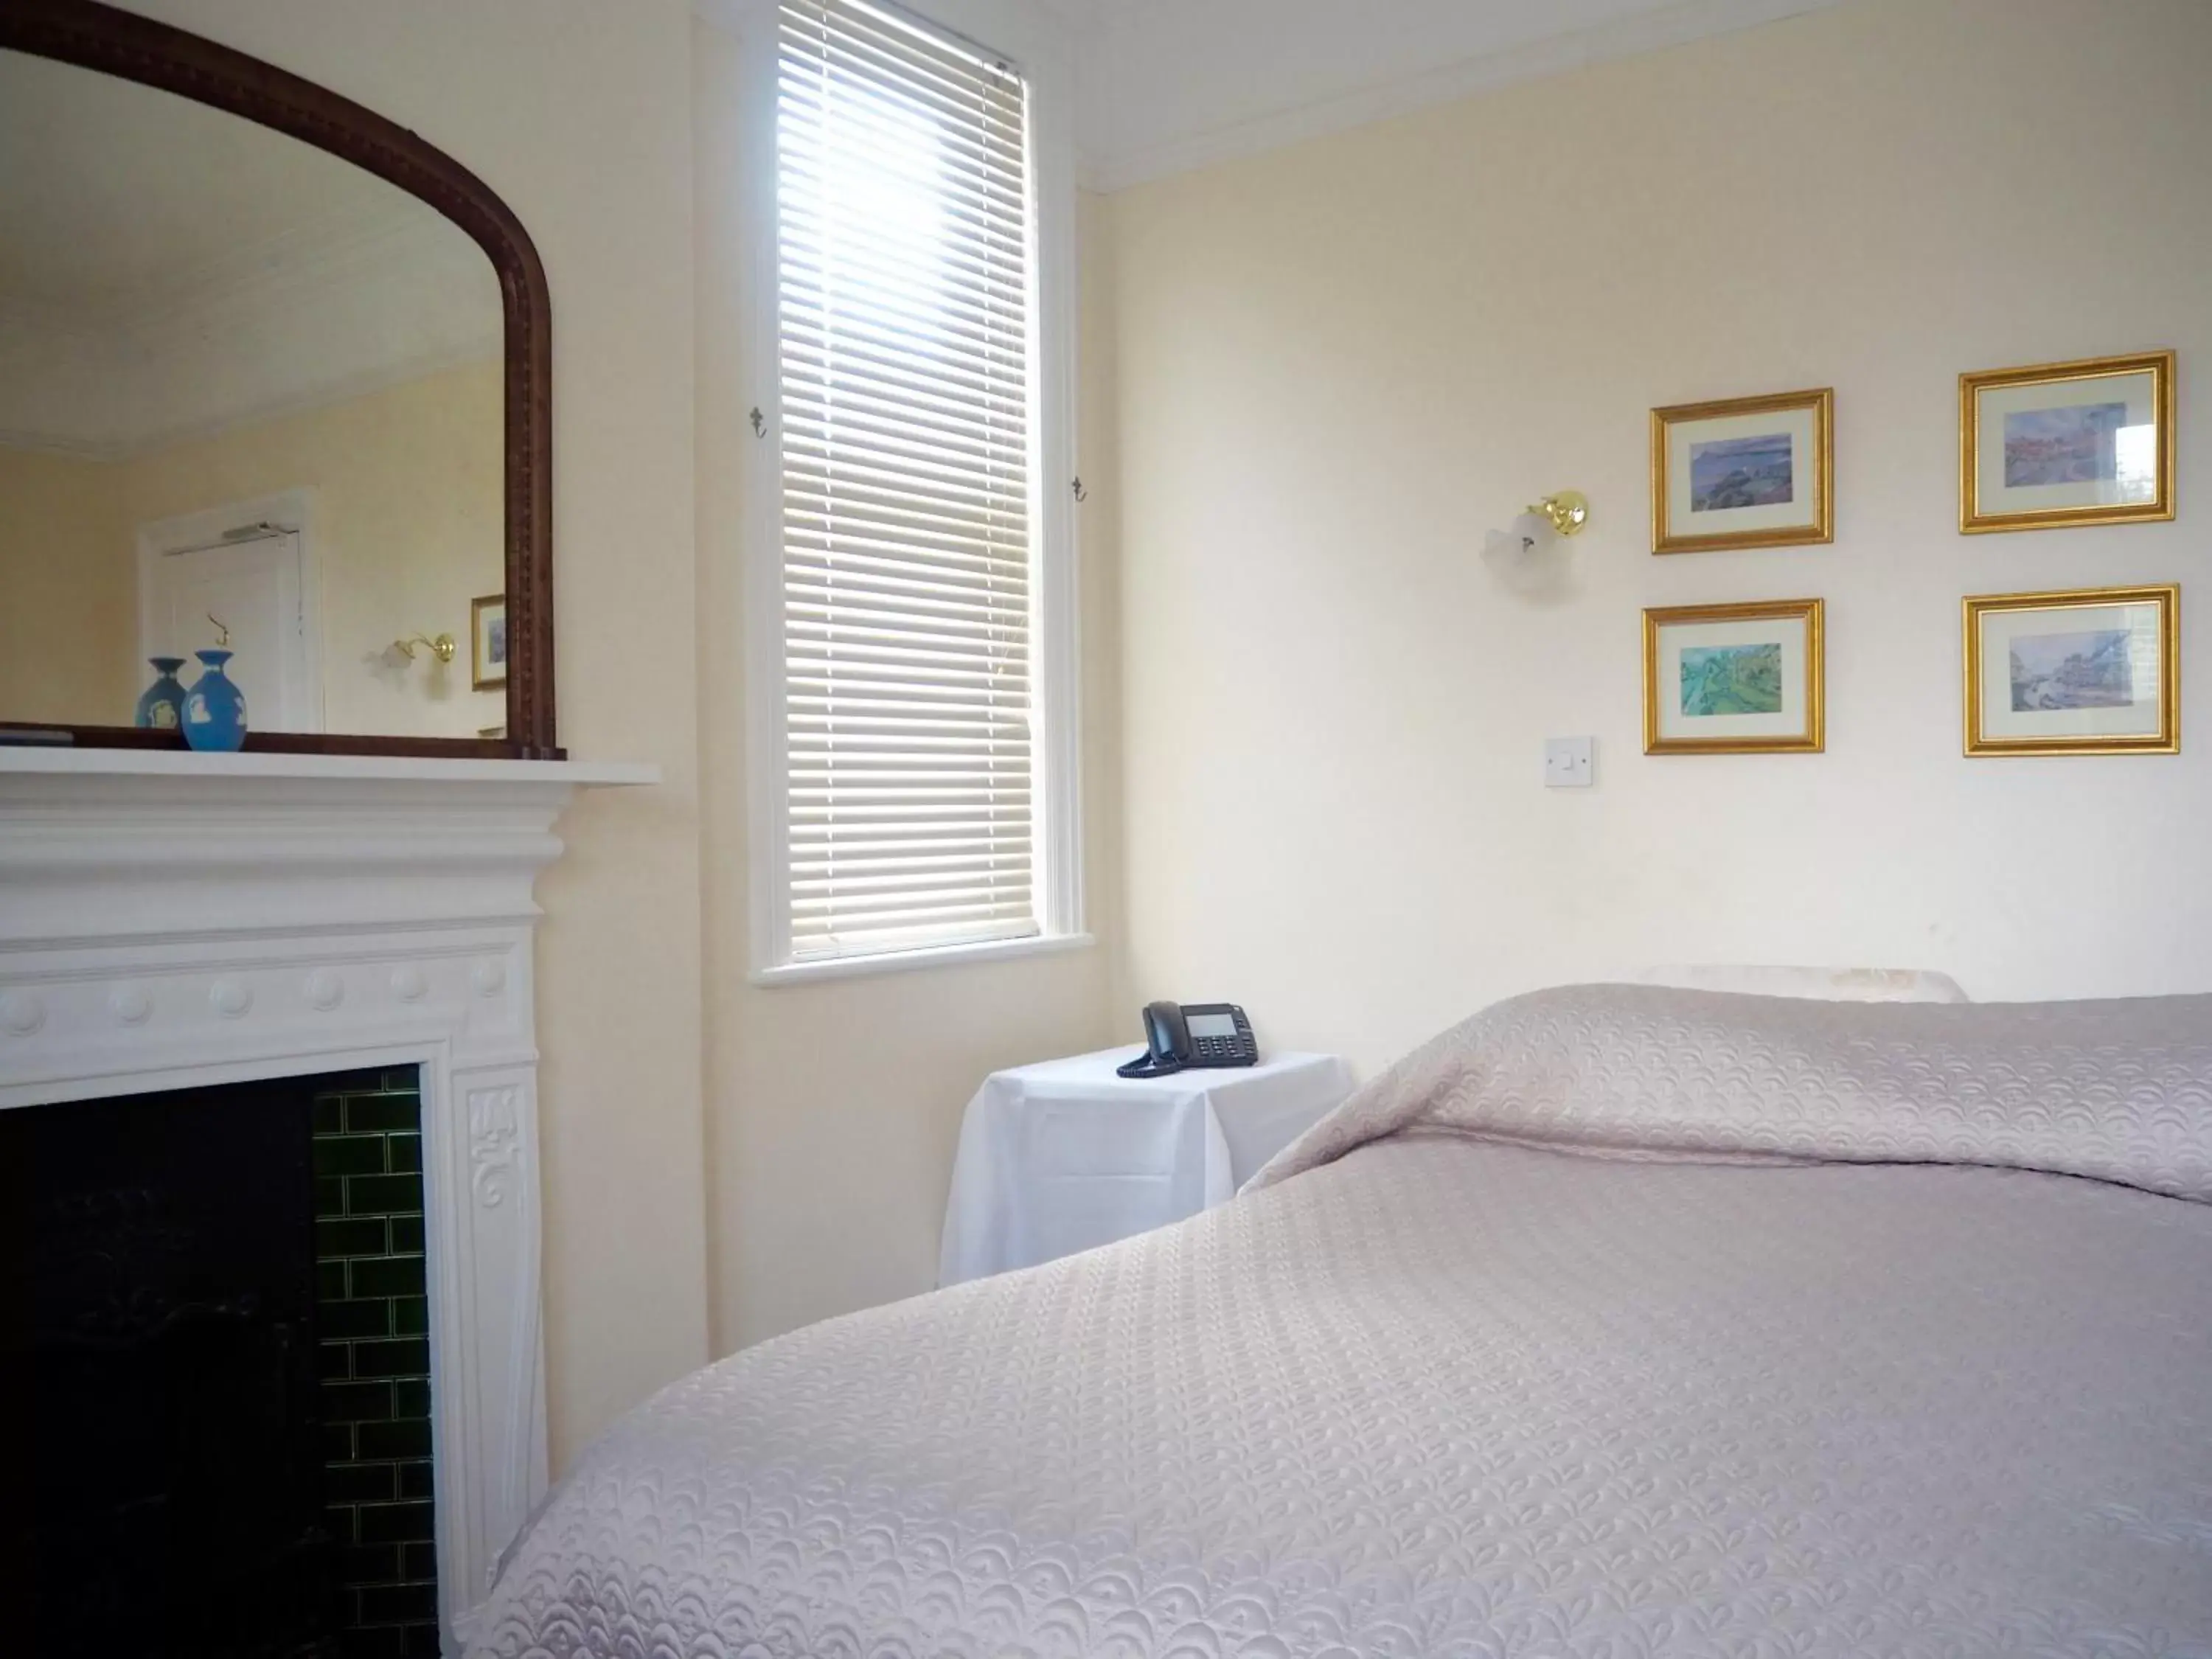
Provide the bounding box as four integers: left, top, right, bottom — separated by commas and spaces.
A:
938, 1047, 1355, 1285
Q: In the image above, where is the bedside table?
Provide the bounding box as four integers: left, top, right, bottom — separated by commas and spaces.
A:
937, 1047, 1354, 1286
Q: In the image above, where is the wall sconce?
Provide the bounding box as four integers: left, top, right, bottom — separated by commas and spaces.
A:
1524, 490, 1590, 540
1482, 490, 1590, 584
392, 632, 456, 665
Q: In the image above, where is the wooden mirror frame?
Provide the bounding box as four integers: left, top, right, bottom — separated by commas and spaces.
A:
0, 0, 559, 758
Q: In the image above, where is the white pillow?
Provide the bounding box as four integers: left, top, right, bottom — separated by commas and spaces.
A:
1632, 964, 1970, 1004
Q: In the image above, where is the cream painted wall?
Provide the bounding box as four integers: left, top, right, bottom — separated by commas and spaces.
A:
7, 361, 503, 737
1102, 0, 2212, 1074
89, 0, 2202, 1480
114, 0, 710, 1469
0, 447, 133, 723
66, 0, 1121, 1461
692, 19, 1121, 1354
123, 358, 507, 739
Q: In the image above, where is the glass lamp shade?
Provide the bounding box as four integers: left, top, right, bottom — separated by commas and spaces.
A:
1481, 514, 1553, 574
1509, 510, 1555, 550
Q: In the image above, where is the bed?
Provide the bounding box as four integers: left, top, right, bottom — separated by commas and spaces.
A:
468, 985, 2212, 1658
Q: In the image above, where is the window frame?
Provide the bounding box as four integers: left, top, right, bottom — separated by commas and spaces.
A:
728, 0, 1085, 984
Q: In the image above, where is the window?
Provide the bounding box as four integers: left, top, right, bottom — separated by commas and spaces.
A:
746, 0, 1079, 977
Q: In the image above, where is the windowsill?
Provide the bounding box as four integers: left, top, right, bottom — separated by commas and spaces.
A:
751, 931, 1095, 988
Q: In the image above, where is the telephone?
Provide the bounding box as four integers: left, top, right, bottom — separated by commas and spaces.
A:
1116, 1001, 1259, 1079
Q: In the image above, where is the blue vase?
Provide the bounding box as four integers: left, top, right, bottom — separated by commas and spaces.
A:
182, 649, 248, 751
134, 657, 189, 731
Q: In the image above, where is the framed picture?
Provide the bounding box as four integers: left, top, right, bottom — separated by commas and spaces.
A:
1963, 585, 2177, 756
1650, 387, 1833, 554
1959, 350, 2174, 533
1644, 598, 1825, 754
471, 594, 508, 691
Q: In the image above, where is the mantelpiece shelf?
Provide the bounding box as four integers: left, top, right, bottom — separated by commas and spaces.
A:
0, 748, 658, 787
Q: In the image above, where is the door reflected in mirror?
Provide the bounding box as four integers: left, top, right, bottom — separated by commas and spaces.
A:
0, 46, 505, 741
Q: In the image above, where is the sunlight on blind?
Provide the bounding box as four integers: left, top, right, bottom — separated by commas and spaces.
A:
777, 0, 1036, 961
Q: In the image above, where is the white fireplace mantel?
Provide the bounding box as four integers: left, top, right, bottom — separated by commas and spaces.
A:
0, 747, 657, 1649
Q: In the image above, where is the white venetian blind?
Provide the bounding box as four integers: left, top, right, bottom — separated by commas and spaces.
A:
776, 0, 1037, 961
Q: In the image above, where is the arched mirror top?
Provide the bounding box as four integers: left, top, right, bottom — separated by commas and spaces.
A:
0, 0, 557, 757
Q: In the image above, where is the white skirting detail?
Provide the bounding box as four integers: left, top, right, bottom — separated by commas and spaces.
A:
0, 751, 655, 1652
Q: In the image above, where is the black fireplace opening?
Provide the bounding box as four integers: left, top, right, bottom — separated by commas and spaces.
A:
1, 1068, 439, 1659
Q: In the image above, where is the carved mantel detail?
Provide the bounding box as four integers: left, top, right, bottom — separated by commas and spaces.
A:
468, 1086, 525, 1208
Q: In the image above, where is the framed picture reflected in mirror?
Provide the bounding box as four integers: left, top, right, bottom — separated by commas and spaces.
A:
472, 594, 508, 692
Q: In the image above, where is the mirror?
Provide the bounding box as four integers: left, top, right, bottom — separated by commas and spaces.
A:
0, 4, 554, 756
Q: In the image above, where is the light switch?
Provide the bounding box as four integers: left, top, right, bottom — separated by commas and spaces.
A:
1544, 736, 1594, 788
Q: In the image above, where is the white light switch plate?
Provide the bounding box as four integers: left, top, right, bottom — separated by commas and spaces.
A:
1544, 736, 1594, 788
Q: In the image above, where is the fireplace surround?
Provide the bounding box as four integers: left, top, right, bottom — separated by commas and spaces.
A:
0, 748, 654, 1651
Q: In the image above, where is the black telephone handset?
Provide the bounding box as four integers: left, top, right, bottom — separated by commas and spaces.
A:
1116, 1001, 1259, 1078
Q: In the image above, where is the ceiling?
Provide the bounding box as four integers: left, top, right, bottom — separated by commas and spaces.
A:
1054, 0, 1845, 189
0, 46, 500, 458
0, 46, 431, 313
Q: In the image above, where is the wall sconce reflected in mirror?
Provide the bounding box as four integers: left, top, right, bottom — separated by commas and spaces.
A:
392, 632, 457, 666
1482, 490, 1590, 588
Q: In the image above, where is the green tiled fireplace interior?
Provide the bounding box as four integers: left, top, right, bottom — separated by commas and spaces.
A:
313, 1068, 440, 1658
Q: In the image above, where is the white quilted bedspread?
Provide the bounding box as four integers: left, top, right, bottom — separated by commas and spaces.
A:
471, 987, 2212, 1658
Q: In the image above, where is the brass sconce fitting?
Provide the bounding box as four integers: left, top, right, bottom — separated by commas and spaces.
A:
393, 632, 457, 665
1528, 490, 1590, 538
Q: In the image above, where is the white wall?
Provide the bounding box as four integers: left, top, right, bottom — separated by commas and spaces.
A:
1101, 0, 2212, 1073
114, 0, 712, 1468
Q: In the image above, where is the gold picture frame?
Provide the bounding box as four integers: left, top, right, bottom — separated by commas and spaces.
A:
1959, 350, 2174, 534
1650, 387, 1834, 554
1644, 598, 1825, 755
471, 594, 508, 691
1962, 585, 2177, 757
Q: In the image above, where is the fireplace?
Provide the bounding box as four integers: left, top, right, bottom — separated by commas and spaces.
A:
1, 1067, 440, 1658
0, 750, 655, 1649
